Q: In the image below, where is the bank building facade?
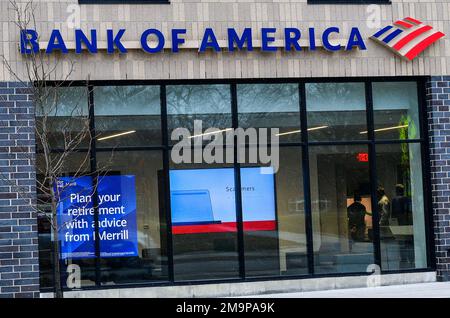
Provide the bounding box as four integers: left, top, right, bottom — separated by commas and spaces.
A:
0, 0, 449, 298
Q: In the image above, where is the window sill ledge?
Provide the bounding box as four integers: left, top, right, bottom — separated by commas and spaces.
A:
307, 0, 391, 4
78, 0, 170, 4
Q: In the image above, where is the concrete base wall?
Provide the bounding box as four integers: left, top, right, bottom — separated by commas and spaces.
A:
41, 271, 436, 298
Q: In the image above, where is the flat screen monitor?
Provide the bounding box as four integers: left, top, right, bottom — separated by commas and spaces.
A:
171, 190, 215, 225
169, 167, 276, 234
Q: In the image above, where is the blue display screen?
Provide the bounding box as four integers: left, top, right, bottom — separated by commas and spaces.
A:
171, 190, 215, 225
169, 167, 276, 233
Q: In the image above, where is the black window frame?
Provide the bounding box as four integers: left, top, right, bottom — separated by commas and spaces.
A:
36, 76, 434, 293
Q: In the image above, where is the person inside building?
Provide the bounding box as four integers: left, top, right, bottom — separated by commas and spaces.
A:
391, 184, 412, 226
347, 192, 367, 243
391, 183, 414, 267
377, 186, 390, 226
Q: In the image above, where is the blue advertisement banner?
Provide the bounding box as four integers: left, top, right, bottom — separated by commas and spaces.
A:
56, 175, 138, 260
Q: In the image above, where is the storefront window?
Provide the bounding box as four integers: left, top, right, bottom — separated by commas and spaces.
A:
309, 145, 374, 274
237, 84, 300, 143
240, 147, 308, 277
169, 162, 240, 281
96, 150, 169, 284
36, 152, 95, 289
36, 79, 431, 290
94, 86, 161, 147
376, 143, 427, 270
306, 83, 367, 141
36, 86, 89, 150
373, 82, 420, 140
167, 84, 232, 145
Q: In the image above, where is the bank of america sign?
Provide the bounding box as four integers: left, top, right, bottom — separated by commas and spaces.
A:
19, 17, 445, 62
370, 17, 445, 61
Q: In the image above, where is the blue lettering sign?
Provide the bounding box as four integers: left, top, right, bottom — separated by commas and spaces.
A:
346, 27, 367, 51
172, 29, 187, 53
228, 28, 253, 52
322, 27, 341, 51
20, 30, 39, 54
285, 28, 302, 51
199, 28, 220, 52
309, 28, 317, 51
19, 26, 369, 56
75, 29, 98, 54
107, 29, 127, 54
141, 29, 165, 53
46, 30, 68, 54
261, 28, 277, 52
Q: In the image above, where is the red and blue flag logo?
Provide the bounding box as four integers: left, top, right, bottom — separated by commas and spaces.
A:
370, 17, 445, 61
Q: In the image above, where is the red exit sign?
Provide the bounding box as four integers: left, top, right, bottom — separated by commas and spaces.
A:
356, 152, 369, 162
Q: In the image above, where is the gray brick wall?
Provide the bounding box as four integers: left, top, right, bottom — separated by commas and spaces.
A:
0, 82, 39, 298
427, 76, 450, 282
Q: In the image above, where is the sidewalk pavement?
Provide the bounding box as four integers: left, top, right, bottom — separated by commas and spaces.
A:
242, 282, 450, 298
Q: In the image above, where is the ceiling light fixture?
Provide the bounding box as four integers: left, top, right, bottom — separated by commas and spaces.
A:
97, 130, 136, 141
359, 124, 408, 134
188, 128, 233, 139
275, 125, 329, 136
